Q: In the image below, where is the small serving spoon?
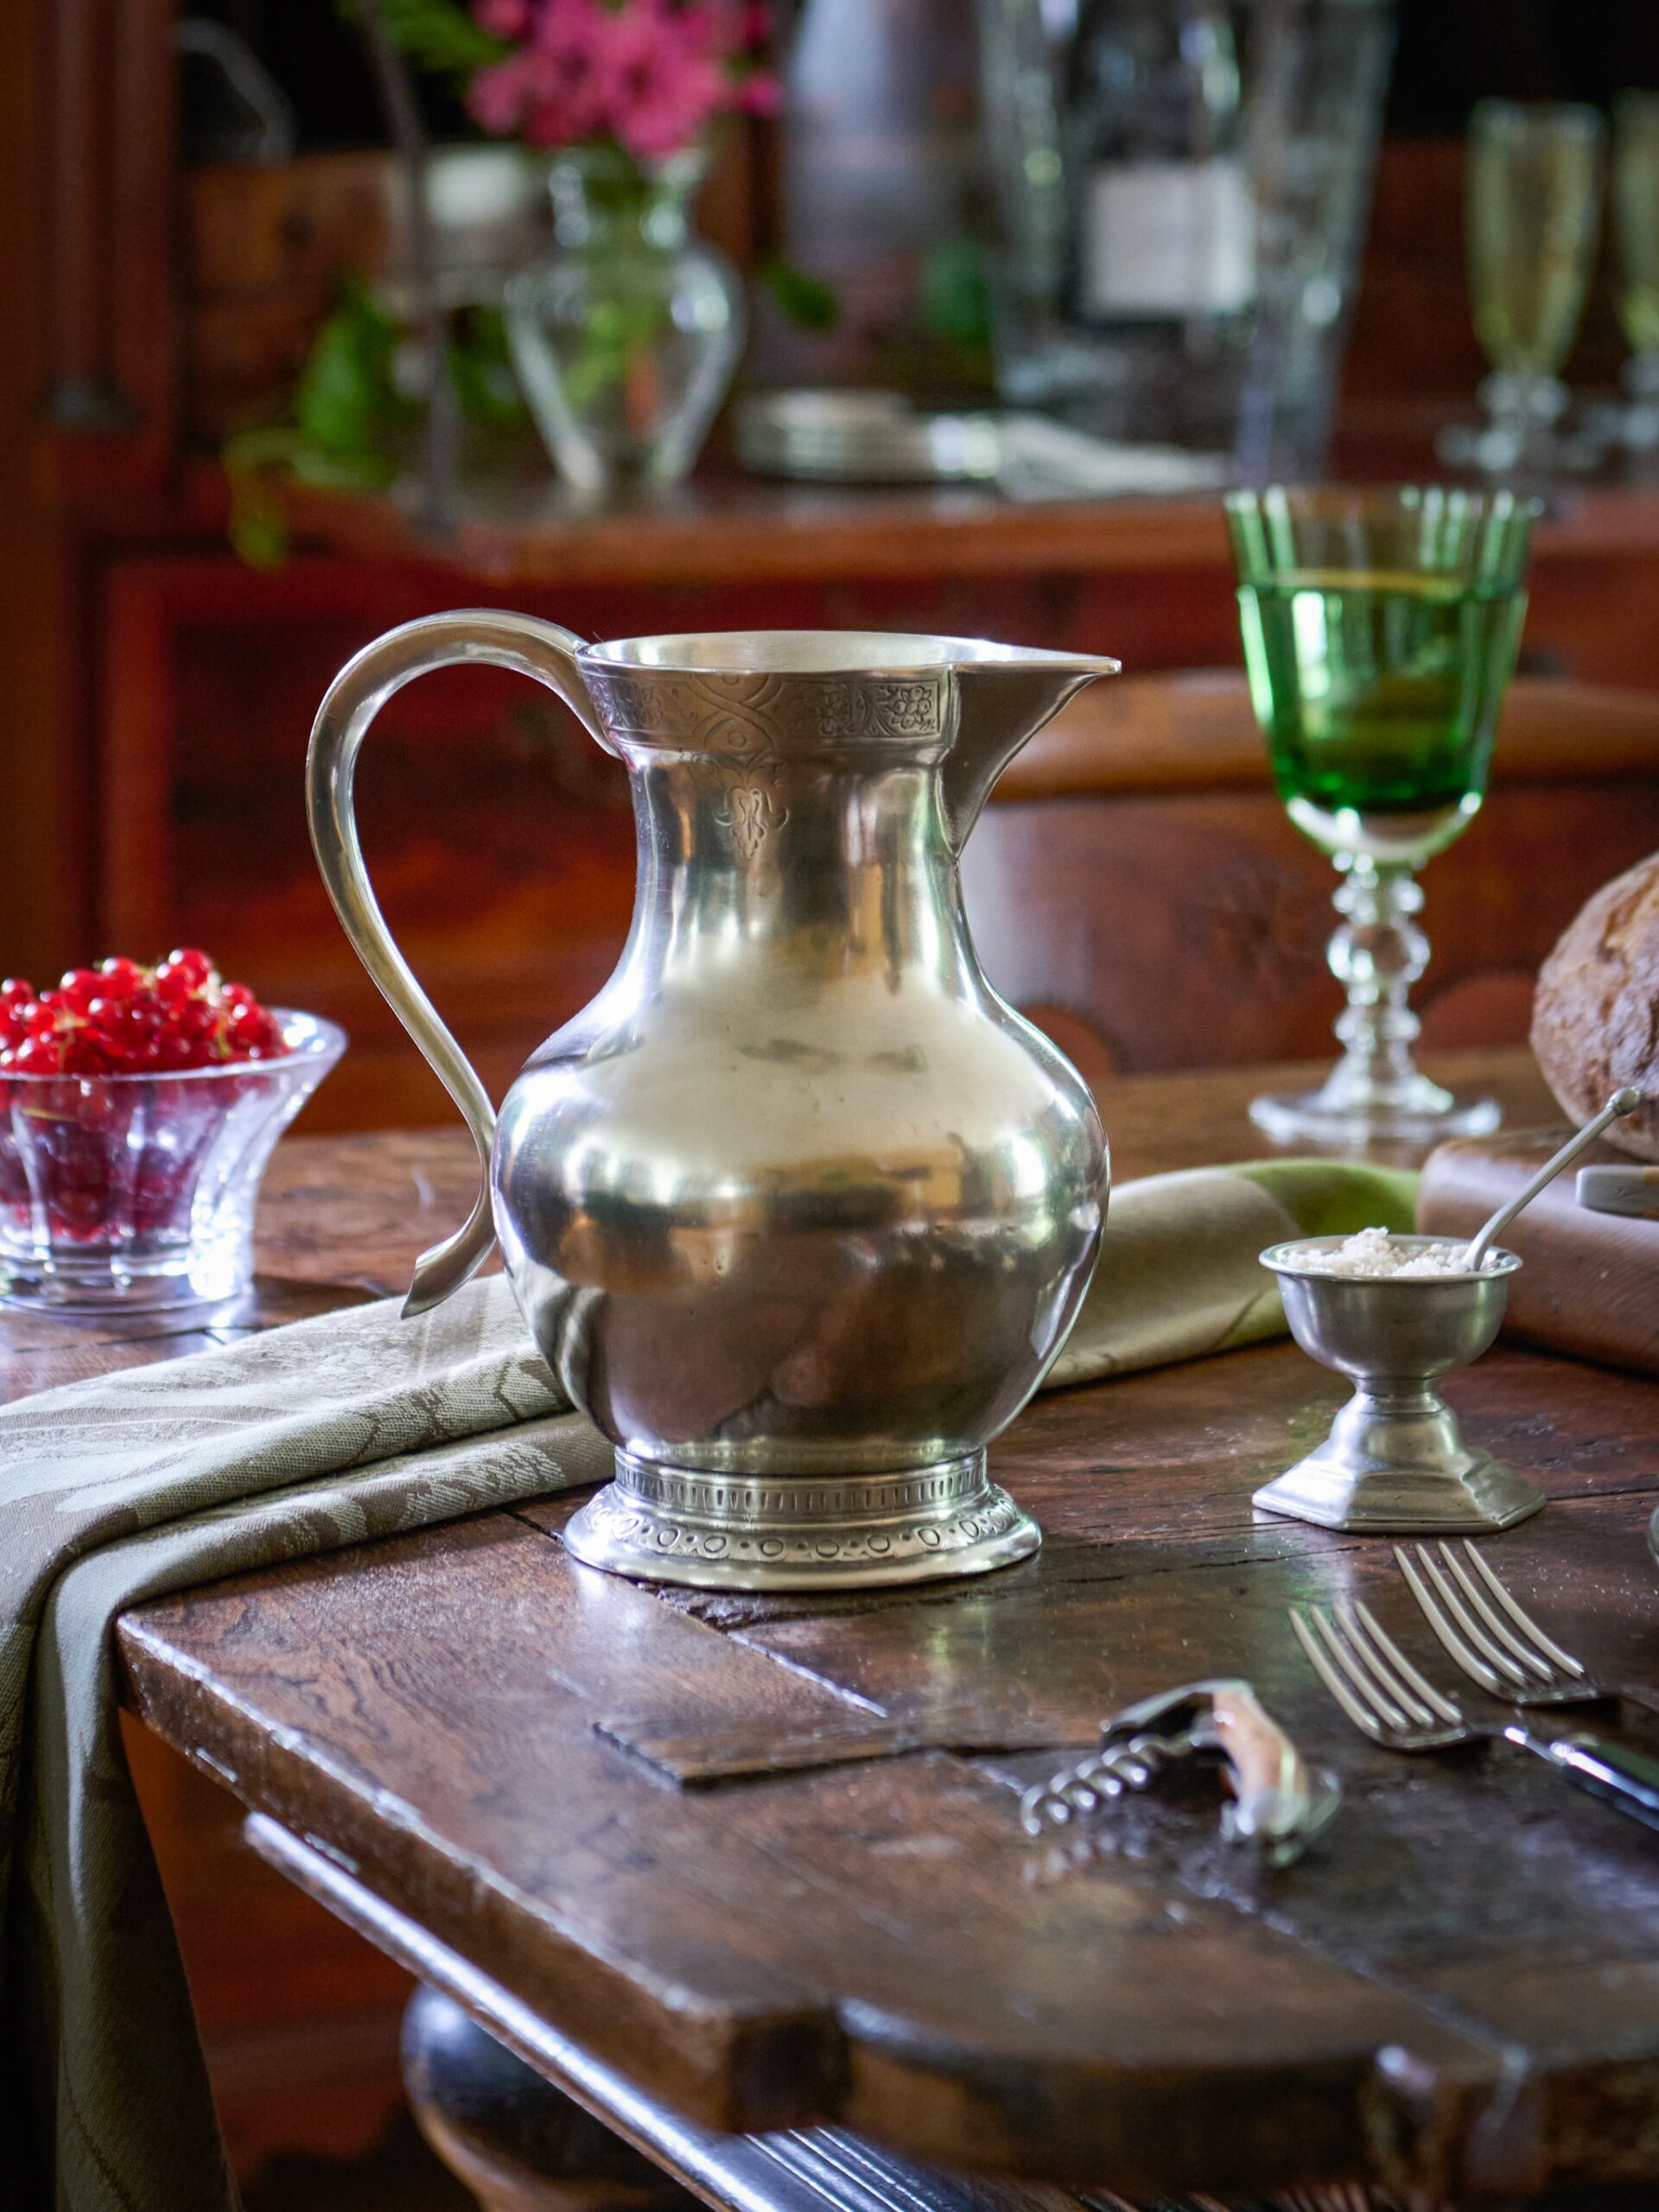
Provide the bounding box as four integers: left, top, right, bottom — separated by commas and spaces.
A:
1464, 1086, 1643, 1269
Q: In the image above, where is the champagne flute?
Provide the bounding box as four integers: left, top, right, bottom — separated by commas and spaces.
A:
1439, 100, 1604, 476
1614, 92, 1659, 450
1225, 485, 1538, 1147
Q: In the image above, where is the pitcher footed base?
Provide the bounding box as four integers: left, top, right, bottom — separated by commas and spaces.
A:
561, 1449, 1042, 1590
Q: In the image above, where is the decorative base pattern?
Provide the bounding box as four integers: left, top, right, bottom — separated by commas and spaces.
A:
562, 1449, 1042, 1590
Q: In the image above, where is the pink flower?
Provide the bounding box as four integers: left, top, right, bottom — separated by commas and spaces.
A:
467, 48, 543, 136
734, 68, 779, 117
474, 0, 534, 36
597, 4, 727, 159
467, 0, 777, 158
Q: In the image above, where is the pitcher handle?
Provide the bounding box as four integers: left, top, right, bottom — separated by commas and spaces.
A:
306, 610, 608, 1318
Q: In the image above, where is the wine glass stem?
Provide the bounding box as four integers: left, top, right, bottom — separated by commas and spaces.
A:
1326, 858, 1429, 1102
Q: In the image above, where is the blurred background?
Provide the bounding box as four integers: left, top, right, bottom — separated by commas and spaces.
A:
8, 1, 1659, 2201
10, 1, 1659, 1141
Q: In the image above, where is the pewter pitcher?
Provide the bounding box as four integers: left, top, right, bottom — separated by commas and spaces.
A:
307, 620, 1117, 1589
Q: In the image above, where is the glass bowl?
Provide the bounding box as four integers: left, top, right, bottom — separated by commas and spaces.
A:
0, 1011, 345, 1314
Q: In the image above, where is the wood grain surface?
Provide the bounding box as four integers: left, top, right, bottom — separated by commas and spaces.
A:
118, 1351, 1659, 2200
99, 1052, 1659, 2202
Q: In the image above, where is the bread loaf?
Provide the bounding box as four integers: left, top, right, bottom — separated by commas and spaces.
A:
1531, 849, 1659, 1160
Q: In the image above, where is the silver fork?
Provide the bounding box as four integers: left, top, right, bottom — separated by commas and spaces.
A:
1290, 1599, 1659, 1834
1396, 1539, 1659, 1719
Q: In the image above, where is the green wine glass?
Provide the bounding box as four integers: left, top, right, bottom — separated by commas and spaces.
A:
1225, 484, 1538, 1147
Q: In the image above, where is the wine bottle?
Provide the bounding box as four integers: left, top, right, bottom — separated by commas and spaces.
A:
1063, 0, 1253, 339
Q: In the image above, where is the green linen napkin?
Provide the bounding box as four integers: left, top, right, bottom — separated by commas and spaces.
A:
0, 1159, 1414, 2212
1050, 1157, 1418, 1386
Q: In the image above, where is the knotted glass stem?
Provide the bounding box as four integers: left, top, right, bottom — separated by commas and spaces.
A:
1321, 860, 1433, 1116
1248, 853, 1501, 1144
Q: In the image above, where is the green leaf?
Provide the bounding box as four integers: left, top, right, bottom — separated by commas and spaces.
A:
223, 429, 307, 569
294, 281, 416, 454
448, 304, 531, 429
760, 256, 840, 333
918, 239, 993, 348
221, 280, 415, 567
287, 444, 400, 491
228, 505, 290, 569
334, 0, 506, 78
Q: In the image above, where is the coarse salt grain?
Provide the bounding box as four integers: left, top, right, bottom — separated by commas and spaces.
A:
1295, 1227, 1493, 1280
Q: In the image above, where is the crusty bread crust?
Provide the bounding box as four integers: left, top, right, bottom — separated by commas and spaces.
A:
1531, 850, 1659, 1161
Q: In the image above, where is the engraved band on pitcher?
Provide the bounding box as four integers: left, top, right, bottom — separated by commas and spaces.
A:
583, 668, 949, 753
614, 1449, 989, 1526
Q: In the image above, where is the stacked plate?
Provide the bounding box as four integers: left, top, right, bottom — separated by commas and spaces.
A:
735, 390, 1232, 499
735, 391, 1003, 484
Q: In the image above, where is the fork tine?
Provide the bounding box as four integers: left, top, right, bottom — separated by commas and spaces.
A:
1421, 1542, 1544, 1683
1290, 1606, 1390, 1739
1305, 1604, 1417, 1732
1458, 1540, 1588, 1678
1395, 1546, 1513, 1696
1346, 1599, 1464, 1724
1435, 1541, 1556, 1682
1335, 1602, 1438, 1726
1415, 1543, 1535, 1687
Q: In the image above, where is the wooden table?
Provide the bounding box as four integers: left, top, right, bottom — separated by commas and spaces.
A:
63, 1052, 1659, 2208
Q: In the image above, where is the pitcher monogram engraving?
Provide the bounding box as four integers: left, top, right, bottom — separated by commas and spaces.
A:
308, 622, 1119, 1591
718, 784, 786, 857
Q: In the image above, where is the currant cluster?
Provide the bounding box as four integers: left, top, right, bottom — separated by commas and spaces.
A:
0, 950, 288, 1077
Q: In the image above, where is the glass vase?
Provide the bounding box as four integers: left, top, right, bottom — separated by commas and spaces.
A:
505, 145, 745, 493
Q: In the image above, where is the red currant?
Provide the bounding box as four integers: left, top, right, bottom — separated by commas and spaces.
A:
156, 947, 214, 996
60, 1030, 112, 1076
0, 988, 37, 1051
96, 956, 144, 996
12, 1033, 64, 1074
0, 949, 289, 1076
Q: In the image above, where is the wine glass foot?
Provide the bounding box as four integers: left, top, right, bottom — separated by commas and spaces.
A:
1433, 416, 1604, 481
1249, 1081, 1502, 1150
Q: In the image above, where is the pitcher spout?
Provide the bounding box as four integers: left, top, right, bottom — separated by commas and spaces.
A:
944, 644, 1121, 851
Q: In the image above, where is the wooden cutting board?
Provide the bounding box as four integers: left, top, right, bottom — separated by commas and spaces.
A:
1418, 1126, 1659, 1374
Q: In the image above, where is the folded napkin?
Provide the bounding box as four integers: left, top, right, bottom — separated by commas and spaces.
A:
0, 1158, 1413, 2212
